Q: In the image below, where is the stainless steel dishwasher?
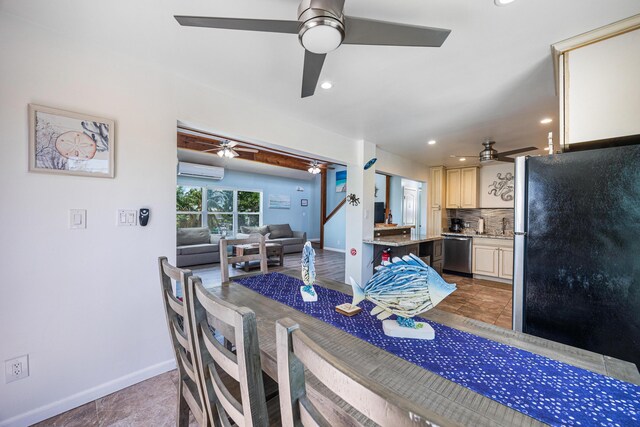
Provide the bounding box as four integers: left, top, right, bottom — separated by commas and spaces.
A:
443, 235, 473, 275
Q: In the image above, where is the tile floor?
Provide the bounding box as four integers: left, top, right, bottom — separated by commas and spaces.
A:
33, 255, 513, 426
32, 370, 196, 427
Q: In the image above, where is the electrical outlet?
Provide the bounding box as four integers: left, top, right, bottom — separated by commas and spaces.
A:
5, 355, 29, 383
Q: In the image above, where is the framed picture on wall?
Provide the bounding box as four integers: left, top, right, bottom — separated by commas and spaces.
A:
28, 104, 115, 178
301, 199, 308, 206
268, 194, 291, 209
335, 170, 347, 192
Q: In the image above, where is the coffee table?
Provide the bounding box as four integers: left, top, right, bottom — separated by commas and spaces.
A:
232, 242, 284, 272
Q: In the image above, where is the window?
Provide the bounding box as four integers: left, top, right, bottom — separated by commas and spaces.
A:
238, 191, 260, 229
176, 185, 262, 236
176, 186, 202, 228
207, 189, 233, 235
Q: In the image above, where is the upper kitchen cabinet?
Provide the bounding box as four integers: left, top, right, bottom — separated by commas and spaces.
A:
428, 166, 446, 236
446, 167, 479, 209
552, 16, 640, 147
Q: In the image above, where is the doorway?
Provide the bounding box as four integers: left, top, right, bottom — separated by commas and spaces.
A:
403, 186, 418, 227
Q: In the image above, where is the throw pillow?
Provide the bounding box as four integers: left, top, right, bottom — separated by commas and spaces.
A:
267, 224, 293, 239
177, 227, 210, 246
240, 225, 269, 235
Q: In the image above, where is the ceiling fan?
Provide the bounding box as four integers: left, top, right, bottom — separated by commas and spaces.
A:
202, 140, 259, 158
174, 0, 451, 98
451, 140, 538, 163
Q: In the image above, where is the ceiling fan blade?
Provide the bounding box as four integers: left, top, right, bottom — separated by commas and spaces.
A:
301, 50, 326, 98
235, 147, 259, 153
202, 147, 222, 153
174, 16, 299, 34
342, 16, 451, 47
498, 146, 538, 157
497, 157, 515, 163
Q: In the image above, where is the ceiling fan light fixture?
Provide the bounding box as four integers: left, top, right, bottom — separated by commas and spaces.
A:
479, 140, 499, 162
308, 161, 321, 174
299, 18, 344, 54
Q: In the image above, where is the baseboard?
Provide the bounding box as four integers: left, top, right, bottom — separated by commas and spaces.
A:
473, 274, 513, 285
0, 359, 176, 427
323, 246, 345, 253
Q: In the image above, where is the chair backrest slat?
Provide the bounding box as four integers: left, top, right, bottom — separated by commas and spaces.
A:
219, 233, 268, 283
157, 256, 208, 426
200, 322, 240, 381
187, 275, 270, 427
276, 317, 457, 427
209, 366, 245, 426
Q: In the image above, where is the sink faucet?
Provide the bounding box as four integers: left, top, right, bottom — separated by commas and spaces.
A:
502, 217, 507, 235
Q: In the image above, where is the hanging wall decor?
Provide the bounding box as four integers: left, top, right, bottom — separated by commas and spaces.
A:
29, 104, 115, 178
347, 193, 360, 206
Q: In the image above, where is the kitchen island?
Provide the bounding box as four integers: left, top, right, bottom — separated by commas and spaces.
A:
364, 228, 444, 273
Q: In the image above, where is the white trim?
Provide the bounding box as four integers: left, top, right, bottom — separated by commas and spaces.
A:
551, 13, 640, 94
323, 246, 346, 253
307, 238, 320, 242
0, 359, 176, 427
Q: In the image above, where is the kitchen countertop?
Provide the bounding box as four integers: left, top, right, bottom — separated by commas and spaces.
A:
441, 232, 514, 240
363, 233, 443, 247
373, 225, 415, 231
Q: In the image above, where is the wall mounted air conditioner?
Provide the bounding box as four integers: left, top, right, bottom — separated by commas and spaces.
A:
177, 162, 225, 180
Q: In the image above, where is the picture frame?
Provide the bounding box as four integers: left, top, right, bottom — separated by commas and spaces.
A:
335, 170, 347, 192
29, 104, 115, 178
301, 199, 309, 207
268, 194, 291, 209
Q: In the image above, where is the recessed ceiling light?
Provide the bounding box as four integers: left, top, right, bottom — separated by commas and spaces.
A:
428, 140, 437, 145
494, 0, 516, 6
540, 118, 553, 124
459, 157, 466, 162
320, 81, 333, 90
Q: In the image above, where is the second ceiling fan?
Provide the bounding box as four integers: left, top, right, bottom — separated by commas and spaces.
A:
175, 0, 451, 98
451, 140, 538, 163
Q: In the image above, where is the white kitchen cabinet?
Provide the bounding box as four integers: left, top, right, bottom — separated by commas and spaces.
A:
446, 167, 478, 209
429, 166, 446, 236
473, 245, 499, 276
472, 238, 513, 280
499, 246, 514, 280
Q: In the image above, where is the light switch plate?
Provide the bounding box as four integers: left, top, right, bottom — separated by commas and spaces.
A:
69, 209, 86, 229
117, 209, 137, 226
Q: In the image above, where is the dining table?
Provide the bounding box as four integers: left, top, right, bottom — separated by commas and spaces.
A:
205, 268, 640, 427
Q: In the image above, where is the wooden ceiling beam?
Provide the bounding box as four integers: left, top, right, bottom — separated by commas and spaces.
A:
177, 132, 329, 173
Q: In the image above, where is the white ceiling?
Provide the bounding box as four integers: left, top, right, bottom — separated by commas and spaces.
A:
4, 0, 640, 166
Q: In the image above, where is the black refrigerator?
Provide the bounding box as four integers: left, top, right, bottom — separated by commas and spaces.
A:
513, 144, 640, 368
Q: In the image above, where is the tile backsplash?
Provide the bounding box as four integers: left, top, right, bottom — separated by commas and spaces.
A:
446, 208, 514, 235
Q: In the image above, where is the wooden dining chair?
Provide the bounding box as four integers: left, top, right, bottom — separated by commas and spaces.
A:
275, 318, 455, 427
186, 275, 280, 427
219, 233, 268, 283
157, 257, 209, 427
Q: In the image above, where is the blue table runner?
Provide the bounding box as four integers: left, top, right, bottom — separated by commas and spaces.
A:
234, 272, 640, 427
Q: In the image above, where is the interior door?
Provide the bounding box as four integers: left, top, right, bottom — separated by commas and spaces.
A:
403, 187, 418, 226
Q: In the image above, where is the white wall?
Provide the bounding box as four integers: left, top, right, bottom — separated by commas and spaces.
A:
479, 163, 515, 208
567, 28, 640, 144
0, 9, 362, 426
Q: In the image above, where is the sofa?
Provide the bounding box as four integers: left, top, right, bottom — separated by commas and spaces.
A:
176, 227, 221, 267
237, 224, 306, 254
